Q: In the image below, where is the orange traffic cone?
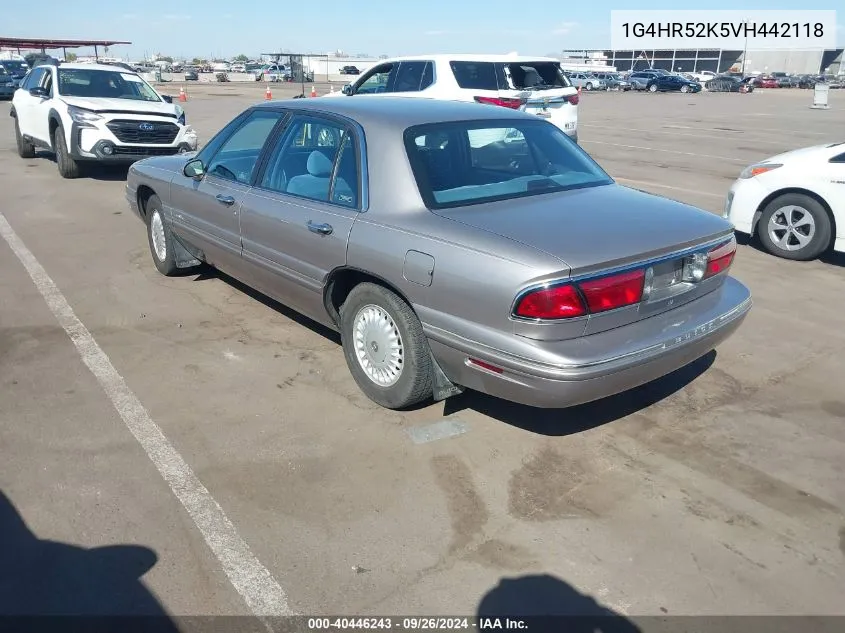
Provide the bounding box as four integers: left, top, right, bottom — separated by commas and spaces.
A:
178, 86, 187, 102
265, 85, 272, 101
577, 85, 582, 96
310, 85, 317, 98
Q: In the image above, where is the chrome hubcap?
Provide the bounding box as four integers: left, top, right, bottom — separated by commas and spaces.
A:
352, 304, 403, 387
150, 210, 167, 261
767, 205, 815, 251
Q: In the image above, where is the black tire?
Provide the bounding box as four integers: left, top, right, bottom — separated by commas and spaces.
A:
145, 195, 179, 275
757, 193, 832, 261
680, 84, 689, 93
14, 116, 36, 159
53, 125, 81, 179
648, 83, 658, 92
585, 82, 593, 91
339, 282, 433, 410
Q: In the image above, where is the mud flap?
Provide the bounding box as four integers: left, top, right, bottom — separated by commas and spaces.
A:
172, 235, 202, 268
430, 350, 464, 401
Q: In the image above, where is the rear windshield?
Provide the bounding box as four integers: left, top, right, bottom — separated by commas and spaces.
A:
404, 119, 612, 209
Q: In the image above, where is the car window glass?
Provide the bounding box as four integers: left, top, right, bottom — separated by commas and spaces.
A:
355, 63, 394, 94
42, 70, 53, 94
195, 111, 250, 165
450, 61, 499, 90
24, 68, 44, 90
420, 62, 434, 90
206, 110, 284, 184
260, 115, 358, 206
394, 61, 428, 92
405, 120, 612, 209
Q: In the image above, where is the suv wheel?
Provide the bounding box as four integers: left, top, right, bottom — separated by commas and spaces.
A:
53, 126, 82, 179
585, 82, 593, 90
14, 116, 36, 159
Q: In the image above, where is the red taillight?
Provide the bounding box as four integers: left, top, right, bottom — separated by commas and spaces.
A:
514, 284, 586, 319
579, 269, 645, 314
567, 93, 579, 106
474, 96, 524, 109
703, 239, 736, 279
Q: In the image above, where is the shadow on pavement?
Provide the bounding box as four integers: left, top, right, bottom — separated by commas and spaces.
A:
477, 573, 641, 632
0, 490, 179, 631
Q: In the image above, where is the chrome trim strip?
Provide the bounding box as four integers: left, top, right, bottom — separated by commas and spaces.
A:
426, 294, 751, 377
509, 233, 735, 322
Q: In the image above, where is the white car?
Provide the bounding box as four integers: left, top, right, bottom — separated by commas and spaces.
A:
324, 54, 580, 143
11, 62, 198, 179
725, 143, 845, 260
693, 71, 717, 82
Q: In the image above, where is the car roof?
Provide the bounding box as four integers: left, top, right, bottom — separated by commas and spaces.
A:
375, 53, 560, 64
255, 96, 540, 129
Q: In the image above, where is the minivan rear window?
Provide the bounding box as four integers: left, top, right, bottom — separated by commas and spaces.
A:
404, 119, 612, 209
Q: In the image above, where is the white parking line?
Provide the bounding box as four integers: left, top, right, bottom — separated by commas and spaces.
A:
615, 178, 724, 199
580, 124, 788, 146
579, 140, 748, 163
661, 123, 828, 136
0, 212, 293, 619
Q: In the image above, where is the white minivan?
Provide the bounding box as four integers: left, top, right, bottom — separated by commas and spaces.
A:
325, 54, 580, 143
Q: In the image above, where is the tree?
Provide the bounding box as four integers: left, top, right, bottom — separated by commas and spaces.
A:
65, 52, 77, 62
234, 54, 249, 62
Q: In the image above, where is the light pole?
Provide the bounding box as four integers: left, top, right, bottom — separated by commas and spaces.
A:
740, 18, 749, 76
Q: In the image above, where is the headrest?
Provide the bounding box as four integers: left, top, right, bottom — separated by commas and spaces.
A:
307, 151, 333, 177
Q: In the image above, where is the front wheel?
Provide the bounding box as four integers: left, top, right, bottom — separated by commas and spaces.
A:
340, 282, 434, 409
54, 125, 81, 179
757, 193, 832, 261
145, 195, 179, 275
14, 116, 36, 158
585, 83, 593, 91
680, 84, 689, 93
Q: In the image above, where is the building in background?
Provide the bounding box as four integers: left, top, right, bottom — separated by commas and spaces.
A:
558, 48, 843, 75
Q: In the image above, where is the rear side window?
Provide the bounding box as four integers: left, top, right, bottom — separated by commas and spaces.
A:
507, 62, 571, 89
449, 61, 504, 90
404, 119, 612, 209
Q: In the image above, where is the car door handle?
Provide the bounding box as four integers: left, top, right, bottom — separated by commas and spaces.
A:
307, 221, 333, 235
216, 194, 235, 205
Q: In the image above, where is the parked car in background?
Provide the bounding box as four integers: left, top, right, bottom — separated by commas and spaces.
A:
755, 76, 779, 88
725, 142, 845, 260
593, 72, 631, 90
0, 66, 16, 99
11, 63, 198, 178
705, 75, 754, 93
0, 59, 30, 85
340, 66, 361, 75
126, 97, 751, 410
770, 72, 793, 88
326, 54, 580, 143
795, 75, 821, 89
647, 74, 702, 93
184, 69, 199, 81
566, 72, 605, 91
693, 70, 717, 82
628, 70, 661, 90
821, 75, 842, 89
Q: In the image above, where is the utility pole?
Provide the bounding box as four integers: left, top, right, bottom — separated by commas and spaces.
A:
740, 18, 749, 76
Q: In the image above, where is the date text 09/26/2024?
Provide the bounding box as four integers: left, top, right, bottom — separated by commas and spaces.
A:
307, 617, 529, 630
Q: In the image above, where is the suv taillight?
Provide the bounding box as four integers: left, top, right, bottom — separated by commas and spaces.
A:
566, 93, 579, 106
474, 96, 525, 109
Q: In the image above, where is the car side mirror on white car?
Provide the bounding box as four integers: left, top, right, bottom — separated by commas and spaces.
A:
342, 84, 353, 96
29, 87, 49, 99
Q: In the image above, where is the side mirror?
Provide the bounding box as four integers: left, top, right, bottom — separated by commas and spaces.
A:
342, 84, 353, 96
161, 94, 173, 103
183, 158, 205, 180
29, 86, 48, 98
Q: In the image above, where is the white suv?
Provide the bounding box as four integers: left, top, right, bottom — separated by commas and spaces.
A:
10, 62, 198, 178
325, 54, 580, 143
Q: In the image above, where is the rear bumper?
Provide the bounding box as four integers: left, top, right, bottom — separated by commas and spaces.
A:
425, 276, 752, 409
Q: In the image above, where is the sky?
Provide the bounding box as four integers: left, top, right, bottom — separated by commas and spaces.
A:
2, 0, 842, 61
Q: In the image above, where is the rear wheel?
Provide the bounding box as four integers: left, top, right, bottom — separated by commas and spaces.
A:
340, 282, 433, 410
648, 83, 658, 92
757, 193, 832, 261
53, 125, 81, 179
14, 116, 36, 159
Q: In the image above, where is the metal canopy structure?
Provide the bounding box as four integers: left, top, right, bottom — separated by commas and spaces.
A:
0, 37, 131, 60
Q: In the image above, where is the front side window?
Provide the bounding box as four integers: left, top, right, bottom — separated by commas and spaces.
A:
205, 110, 285, 184
393, 61, 431, 92
405, 119, 612, 209
354, 63, 395, 94
260, 115, 359, 207
22, 68, 45, 91
56, 69, 161, 102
